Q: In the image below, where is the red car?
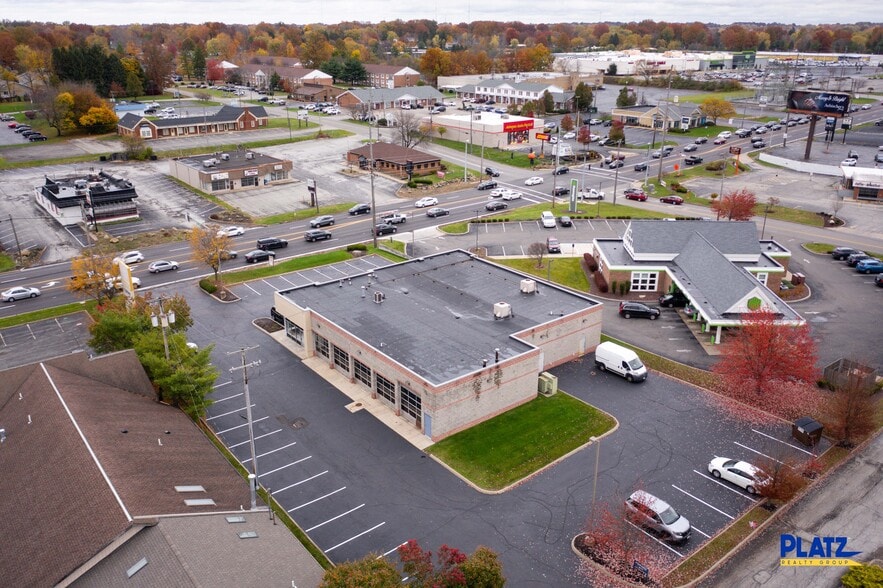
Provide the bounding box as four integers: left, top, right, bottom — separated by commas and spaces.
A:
624, 191, 648, 202
7, 122, 18, 128
660, 195, 684, 205
713, 137, 727, 145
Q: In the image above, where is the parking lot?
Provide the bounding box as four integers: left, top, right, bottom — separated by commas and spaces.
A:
0, 311, 92, 368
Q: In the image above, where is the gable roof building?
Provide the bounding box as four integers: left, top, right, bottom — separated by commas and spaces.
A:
346, 142, 441, 178
117, 105, 268, 141
456, 78, 572, 109
337, 86, 444, 112
363, 64, 421, 88
0, 350, 322, 587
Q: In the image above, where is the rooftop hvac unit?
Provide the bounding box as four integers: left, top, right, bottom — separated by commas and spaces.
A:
245, 152, 254, 160
373, 291, 385, 304
202, 159, 216, 167
520, 279, 537, 294
493, 301, 512, 320
537, 372, 558, 396
220, 153, 230, 161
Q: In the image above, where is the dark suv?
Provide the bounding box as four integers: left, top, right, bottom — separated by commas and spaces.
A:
256, 237, 288, 250
658, 291, 689, 308
846, 252, 873, 267
348, 203, 371, 215
552, 186, 569, 196
477, 179, 498, 190
618, 301, 660, 320
485, 166, 501, 177
831, 246, 863, 260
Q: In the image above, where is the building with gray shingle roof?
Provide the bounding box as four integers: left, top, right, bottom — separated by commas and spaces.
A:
594, 220, 802, 346
117, 105, 269, 140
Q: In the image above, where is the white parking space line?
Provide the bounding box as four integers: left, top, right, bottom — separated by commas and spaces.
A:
380, 541, 408, 558
260, 279, 279, 289
692, 470, 757, 501
751, 429, 815, 455
258, 455, 312, 477
213, 379, 234, 390
26, 324, 35, 339
692, 526, 712, 539
733, 441, 787, 465
278, 275, 300, 287
249, 441, 298, 461
213, 391, 243, 403
305, 504, 365, 533
288, 486, 346, 513
500, 246, 507, 256
242, 283, 261, 295
205, 403, 256, 421
625, 520, 684, 557
216, 416, 269, 435
671, 485, 734, 520
229, 428, 282, 448
324, 521, 386, 554
272, 470, 328, 494
311, 268, 338, 280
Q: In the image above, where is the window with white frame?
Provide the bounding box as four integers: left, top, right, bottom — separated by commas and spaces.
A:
756, 272, 768, 285
139, 127, 152, 138
315, 333, 329, 358
630, 271, 659, 291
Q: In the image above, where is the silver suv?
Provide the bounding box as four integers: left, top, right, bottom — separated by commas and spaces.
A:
624, 490, 691, 543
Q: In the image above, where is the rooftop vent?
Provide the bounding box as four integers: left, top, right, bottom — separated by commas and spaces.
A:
373, 291, 385, 304
520, 279, 537, 294
202, 159, 216, 167
493, 302, 512, 320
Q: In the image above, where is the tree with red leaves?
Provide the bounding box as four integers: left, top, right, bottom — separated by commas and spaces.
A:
711, 187, 756, 221
712, 310, 821, 421
397, 540, 505, 588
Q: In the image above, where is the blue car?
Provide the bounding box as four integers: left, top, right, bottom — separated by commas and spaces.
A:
855, 259, 883, 274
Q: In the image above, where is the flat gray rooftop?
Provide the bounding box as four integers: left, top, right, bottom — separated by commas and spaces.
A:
280, 250, 600, 385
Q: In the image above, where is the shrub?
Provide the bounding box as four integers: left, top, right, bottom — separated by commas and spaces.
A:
619, 281, 628, 295
670, 182, 682, 191
842, 564, 883, 588
611, 279, 618, 293
705, 160, 726, 172
584, 254, 598, 272
346, 243, 368, 252
593, 271, 609, 293
199, 278, 217, 294
24, 110, 37, 120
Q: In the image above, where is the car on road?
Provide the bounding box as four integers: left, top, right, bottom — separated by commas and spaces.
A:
309, 215, 335, 228
2, 286, 41, 302
304, 229, 333, 242
107, 276, 142, 290
380, 212, 408, 224
694, 137, 708, 144
625, 190, 648, 202
633, 162, 648, 172
118, 250, 144, 265
372, 223, 397, 236
415, 197, 439, 208
485, 200, 508, 212
855, 259, 883, 274
148, 260, 179, 273
683, 144, 698, 152
501, 190, 523, 201
485, 166, 501, 177
658, 291, 689, 308
348, 203, 371, 215
217, 225, 245, 237
220, 249, 238, 260
588, 118, 603, 125
245, 250, 275, 263
861, 104, 871, 110
713, 137, 727, 145
831, 247, 863, 260
619, 301, 660, 320
546, 236, 561, 253
651, 150, 663, 159
562, 131, 576, 140
624, 490, 691, 543
579, 188, 605, 201
877, 274, 883, 287
548, 136, 559, 144
841, 158, 857, 167
524, 176, 544, 186
558, 215, 573, 227
553, 166, 569, 175
659, 195, 684, 204
624, 188, 645, 199
256, 237, 288, 250
684, 155, 703, 165
707, 458, 770, 494
552, 186, 569, 196
735, 129, 752, 138
478, 179, 498, 190
540, 211, 556, 228
751, 140, 767, 148
717, 131, 733, 139
608, 159, 624, 168
426, 207, 450, 218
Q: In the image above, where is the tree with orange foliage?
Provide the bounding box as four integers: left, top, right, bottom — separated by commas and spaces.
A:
711, 187, 757, 221
713, 310, 821, 421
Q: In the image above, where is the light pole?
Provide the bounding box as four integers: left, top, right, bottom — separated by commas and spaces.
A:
611, 140, 622, 206
589, 435, 601, 528
473, 209, 480, 251
656, 101, 670, 183
644, 115, 660, 188
552, 126, 561, 207
463, 113, 474, 181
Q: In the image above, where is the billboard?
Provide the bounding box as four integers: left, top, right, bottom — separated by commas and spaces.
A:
786, 90, 850, 117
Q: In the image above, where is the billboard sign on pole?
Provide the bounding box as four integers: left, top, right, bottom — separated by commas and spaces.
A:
786, 90, 850, 117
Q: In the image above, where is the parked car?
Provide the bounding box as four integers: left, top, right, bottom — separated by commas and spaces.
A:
415, 197, 439, 208
426, 207, 450, 218
684, 155, 703, 165
558, 215, 573, 227
256, 237, 288, 250
485, 200, 508, 212
707, 458, 770, 494
348, 203, 371, 215
27, 133, 48, 141
546, 236, 561, 253
553, 166, 569, 175
619, 301, 660, 320
524, 176, 544, 186
846, 252, 873, 266
831, 247, 863, 260
625, 190, 648, 202
148, 260, 179, 273
552, 186, 569, 196
304, 229, 333, 242
855, 259, 883, 273
485, 166, 501, 177
477, 179, 498, 190
372, 223, 397, 236
245, 250, 275, 263
309, 215, 335, 228
594, 342, 648, 383
660, 195, 684, 205
658, 291, 689, 308
2, 286, 41, 302
540, 211, 556, 228
624, 490, 691, 543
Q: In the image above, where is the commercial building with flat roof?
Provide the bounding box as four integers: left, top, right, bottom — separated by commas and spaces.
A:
169, 149, 293, 193
273, 250, 604, 441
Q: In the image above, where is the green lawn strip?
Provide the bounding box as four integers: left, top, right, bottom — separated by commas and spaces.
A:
432, 137, 539, 170
381, 239, 406, 255
493, 257, 590, 292
258, 203, 357, 225
265, 118, 318, 130
662, 505, 773, 587
675, 90, 756, 103
600, 334, 719, 389
197, 421, 332, 570
0, 151, 108, 170
805, 242, 883, 258
0, 301, 96, 329
427, 393, 616, 491
0, 254, 15, 271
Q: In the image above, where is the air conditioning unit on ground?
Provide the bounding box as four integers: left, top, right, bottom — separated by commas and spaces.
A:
520, 279, 537, 294
538, 372, 558, 395
493, 302, 512, 320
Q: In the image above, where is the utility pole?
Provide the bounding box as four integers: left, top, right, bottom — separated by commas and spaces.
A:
229, 346, 262, 510
368, 90, 377, 248
149, 298, 175, 361
552, 126, 561, 206
656, 73, 673, 183
8, 214, 23, 265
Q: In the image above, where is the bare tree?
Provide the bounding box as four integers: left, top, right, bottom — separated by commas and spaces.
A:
395, 109, 428, 149
527, 242, 546, 268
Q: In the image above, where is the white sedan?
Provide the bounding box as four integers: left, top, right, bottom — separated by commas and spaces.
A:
708, 457, 770, 494
563, 131, 576, 140
2, 286, 41, 302
524, 176, 544, 186
148, 260, 180, 273
217, 226, 245, 237
841, 158, 858, 167
415, 197, 439, 208
501, 190, 523, 201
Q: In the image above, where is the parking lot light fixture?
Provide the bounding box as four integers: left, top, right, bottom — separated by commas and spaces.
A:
590, 435, 600, 529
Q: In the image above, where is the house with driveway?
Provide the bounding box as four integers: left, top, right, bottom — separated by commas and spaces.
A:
593, 220, 803, 344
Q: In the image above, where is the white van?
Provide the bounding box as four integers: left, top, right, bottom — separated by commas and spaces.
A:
594, 341, 648, 382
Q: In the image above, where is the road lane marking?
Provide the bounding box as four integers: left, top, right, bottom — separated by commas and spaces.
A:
625, 520, 684, 557
205, 403, 255, 421
214, 391, 244, 403
692, 526, 712, 539
380, 541, 409, 558
229, 428, 282, 449
216, 416, 269, 435
733, 441, 787, 464
250, 441, 298, 461
671, 484, 734, 519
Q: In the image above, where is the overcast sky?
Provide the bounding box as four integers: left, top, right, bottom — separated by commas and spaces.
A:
4, 1, 878, 27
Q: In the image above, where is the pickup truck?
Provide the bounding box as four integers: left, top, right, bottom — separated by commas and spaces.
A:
380, 212, 407, 224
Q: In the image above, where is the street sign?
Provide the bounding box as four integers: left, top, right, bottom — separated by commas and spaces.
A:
728, 146, 742, 155
535, 132, 551, 141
